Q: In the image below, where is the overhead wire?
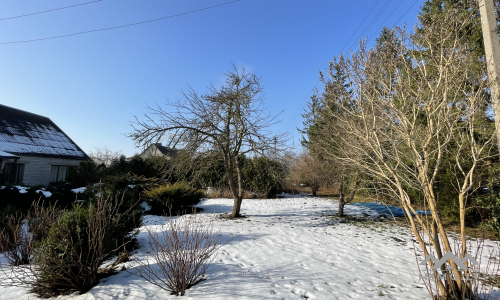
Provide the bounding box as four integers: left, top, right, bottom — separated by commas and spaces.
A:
368, 0, 407, 41
278, 0, 392, 136
339, 0, 381, 54
0, 0, 242, 45
347, 0, 394, 53
0, 0, 105, 21
392, 0, 421, 26
279, 0, 420, 139
275, 0, 385, 135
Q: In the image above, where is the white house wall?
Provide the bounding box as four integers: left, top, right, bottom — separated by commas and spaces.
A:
16, 155, 81, 186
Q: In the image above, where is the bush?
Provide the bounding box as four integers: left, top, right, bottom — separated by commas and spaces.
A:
243, 156, 284, 196
32, 189, 141, 296
69, 161, 108, 186
478, 193, 500, 240
129, 212, 229, 295
80, 174, 151, 239
0, 185, 79, 220
143, 182, 204, 215
0, 186, 47, 215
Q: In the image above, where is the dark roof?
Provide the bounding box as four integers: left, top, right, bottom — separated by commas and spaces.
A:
0, 104, 90, 160
155, 144, 170, 155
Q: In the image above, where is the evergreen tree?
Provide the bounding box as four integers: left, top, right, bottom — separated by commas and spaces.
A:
418, 0, 500, 70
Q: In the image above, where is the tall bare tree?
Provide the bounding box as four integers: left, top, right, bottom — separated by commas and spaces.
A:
316, 12, 494, 298
128, 66, 284, 217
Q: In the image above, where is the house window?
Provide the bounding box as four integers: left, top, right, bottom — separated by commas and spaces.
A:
50, 165, 69, 183
5, 164, 24, 185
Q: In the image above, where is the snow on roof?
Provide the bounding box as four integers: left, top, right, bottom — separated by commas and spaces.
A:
0, 104, 90, 160
0, 150, 19, 158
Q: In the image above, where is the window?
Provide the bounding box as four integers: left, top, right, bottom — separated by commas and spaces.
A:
5, 164, 24, 185
50, 165, 69, 183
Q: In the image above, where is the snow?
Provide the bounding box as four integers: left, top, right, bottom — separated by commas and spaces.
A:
14, 186, 28, 194
0, 197, 499, 299
140, 201, 151, 212
35, 189, 52, 197
71, 187, 86, 194
0, 121, 87, 158
0, 150, 17, 158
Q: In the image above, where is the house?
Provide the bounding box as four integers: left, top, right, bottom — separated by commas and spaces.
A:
140, 143, 177, 159
0, 104, 90, 186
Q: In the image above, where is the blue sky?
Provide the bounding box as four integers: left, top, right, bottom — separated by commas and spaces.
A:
0, 0, 425, 157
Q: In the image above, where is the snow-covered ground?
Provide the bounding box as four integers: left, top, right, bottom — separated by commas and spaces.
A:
1, 197, 499, 299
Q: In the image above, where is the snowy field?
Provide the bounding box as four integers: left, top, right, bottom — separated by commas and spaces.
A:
1, 197, 499, 299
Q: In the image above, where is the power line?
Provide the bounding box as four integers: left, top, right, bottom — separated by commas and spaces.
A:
347, 0, 394, 52
0, 0, 104, 21
0, 0, 242, 45
275, 81, 323, 134
368, 0, 406, 41
276, 1, 385, 135
392, 0, 420, 26
279, 0, 421, 137
339, 0, 381, 54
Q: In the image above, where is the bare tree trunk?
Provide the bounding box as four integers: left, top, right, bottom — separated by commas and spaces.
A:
459, 192, 467, 259
230, 157, 244, 218
338, 182, 345, 217
337, 179, 359, 217
223, 154, 241, 218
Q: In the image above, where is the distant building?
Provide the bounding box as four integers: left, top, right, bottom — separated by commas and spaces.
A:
0, 104, 90, 186
140, 143, 177, 159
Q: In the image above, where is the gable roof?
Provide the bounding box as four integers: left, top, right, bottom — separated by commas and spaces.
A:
155, 144, 170, 155
0, 104, 90, 160
0, 150, 19, 159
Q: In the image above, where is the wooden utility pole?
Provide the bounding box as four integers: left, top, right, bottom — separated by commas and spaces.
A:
479, 0, 500, 146
274, 136, 277, 160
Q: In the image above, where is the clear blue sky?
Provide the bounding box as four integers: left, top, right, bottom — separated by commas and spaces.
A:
0, 0, 425, 157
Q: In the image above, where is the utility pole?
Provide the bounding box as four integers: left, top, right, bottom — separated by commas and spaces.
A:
274, 136, 277, 160
479, 0, 500, 147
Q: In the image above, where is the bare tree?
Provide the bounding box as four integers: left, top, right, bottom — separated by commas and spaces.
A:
128, 66, 285, 217
288, 151, 326, 196
332, 164, 360, 217
88, 146, 124, 166
316, 13, 494, 299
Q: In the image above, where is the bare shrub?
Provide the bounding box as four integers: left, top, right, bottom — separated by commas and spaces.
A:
27, 201, 59, 243
0, 201, 58, 267
0, 215, 31, 266
0, 189, 141, 297
129, 211, 230, 295
413, 233, 500, 300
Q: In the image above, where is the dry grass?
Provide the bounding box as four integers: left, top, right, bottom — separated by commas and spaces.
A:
204, 188, 262, 199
